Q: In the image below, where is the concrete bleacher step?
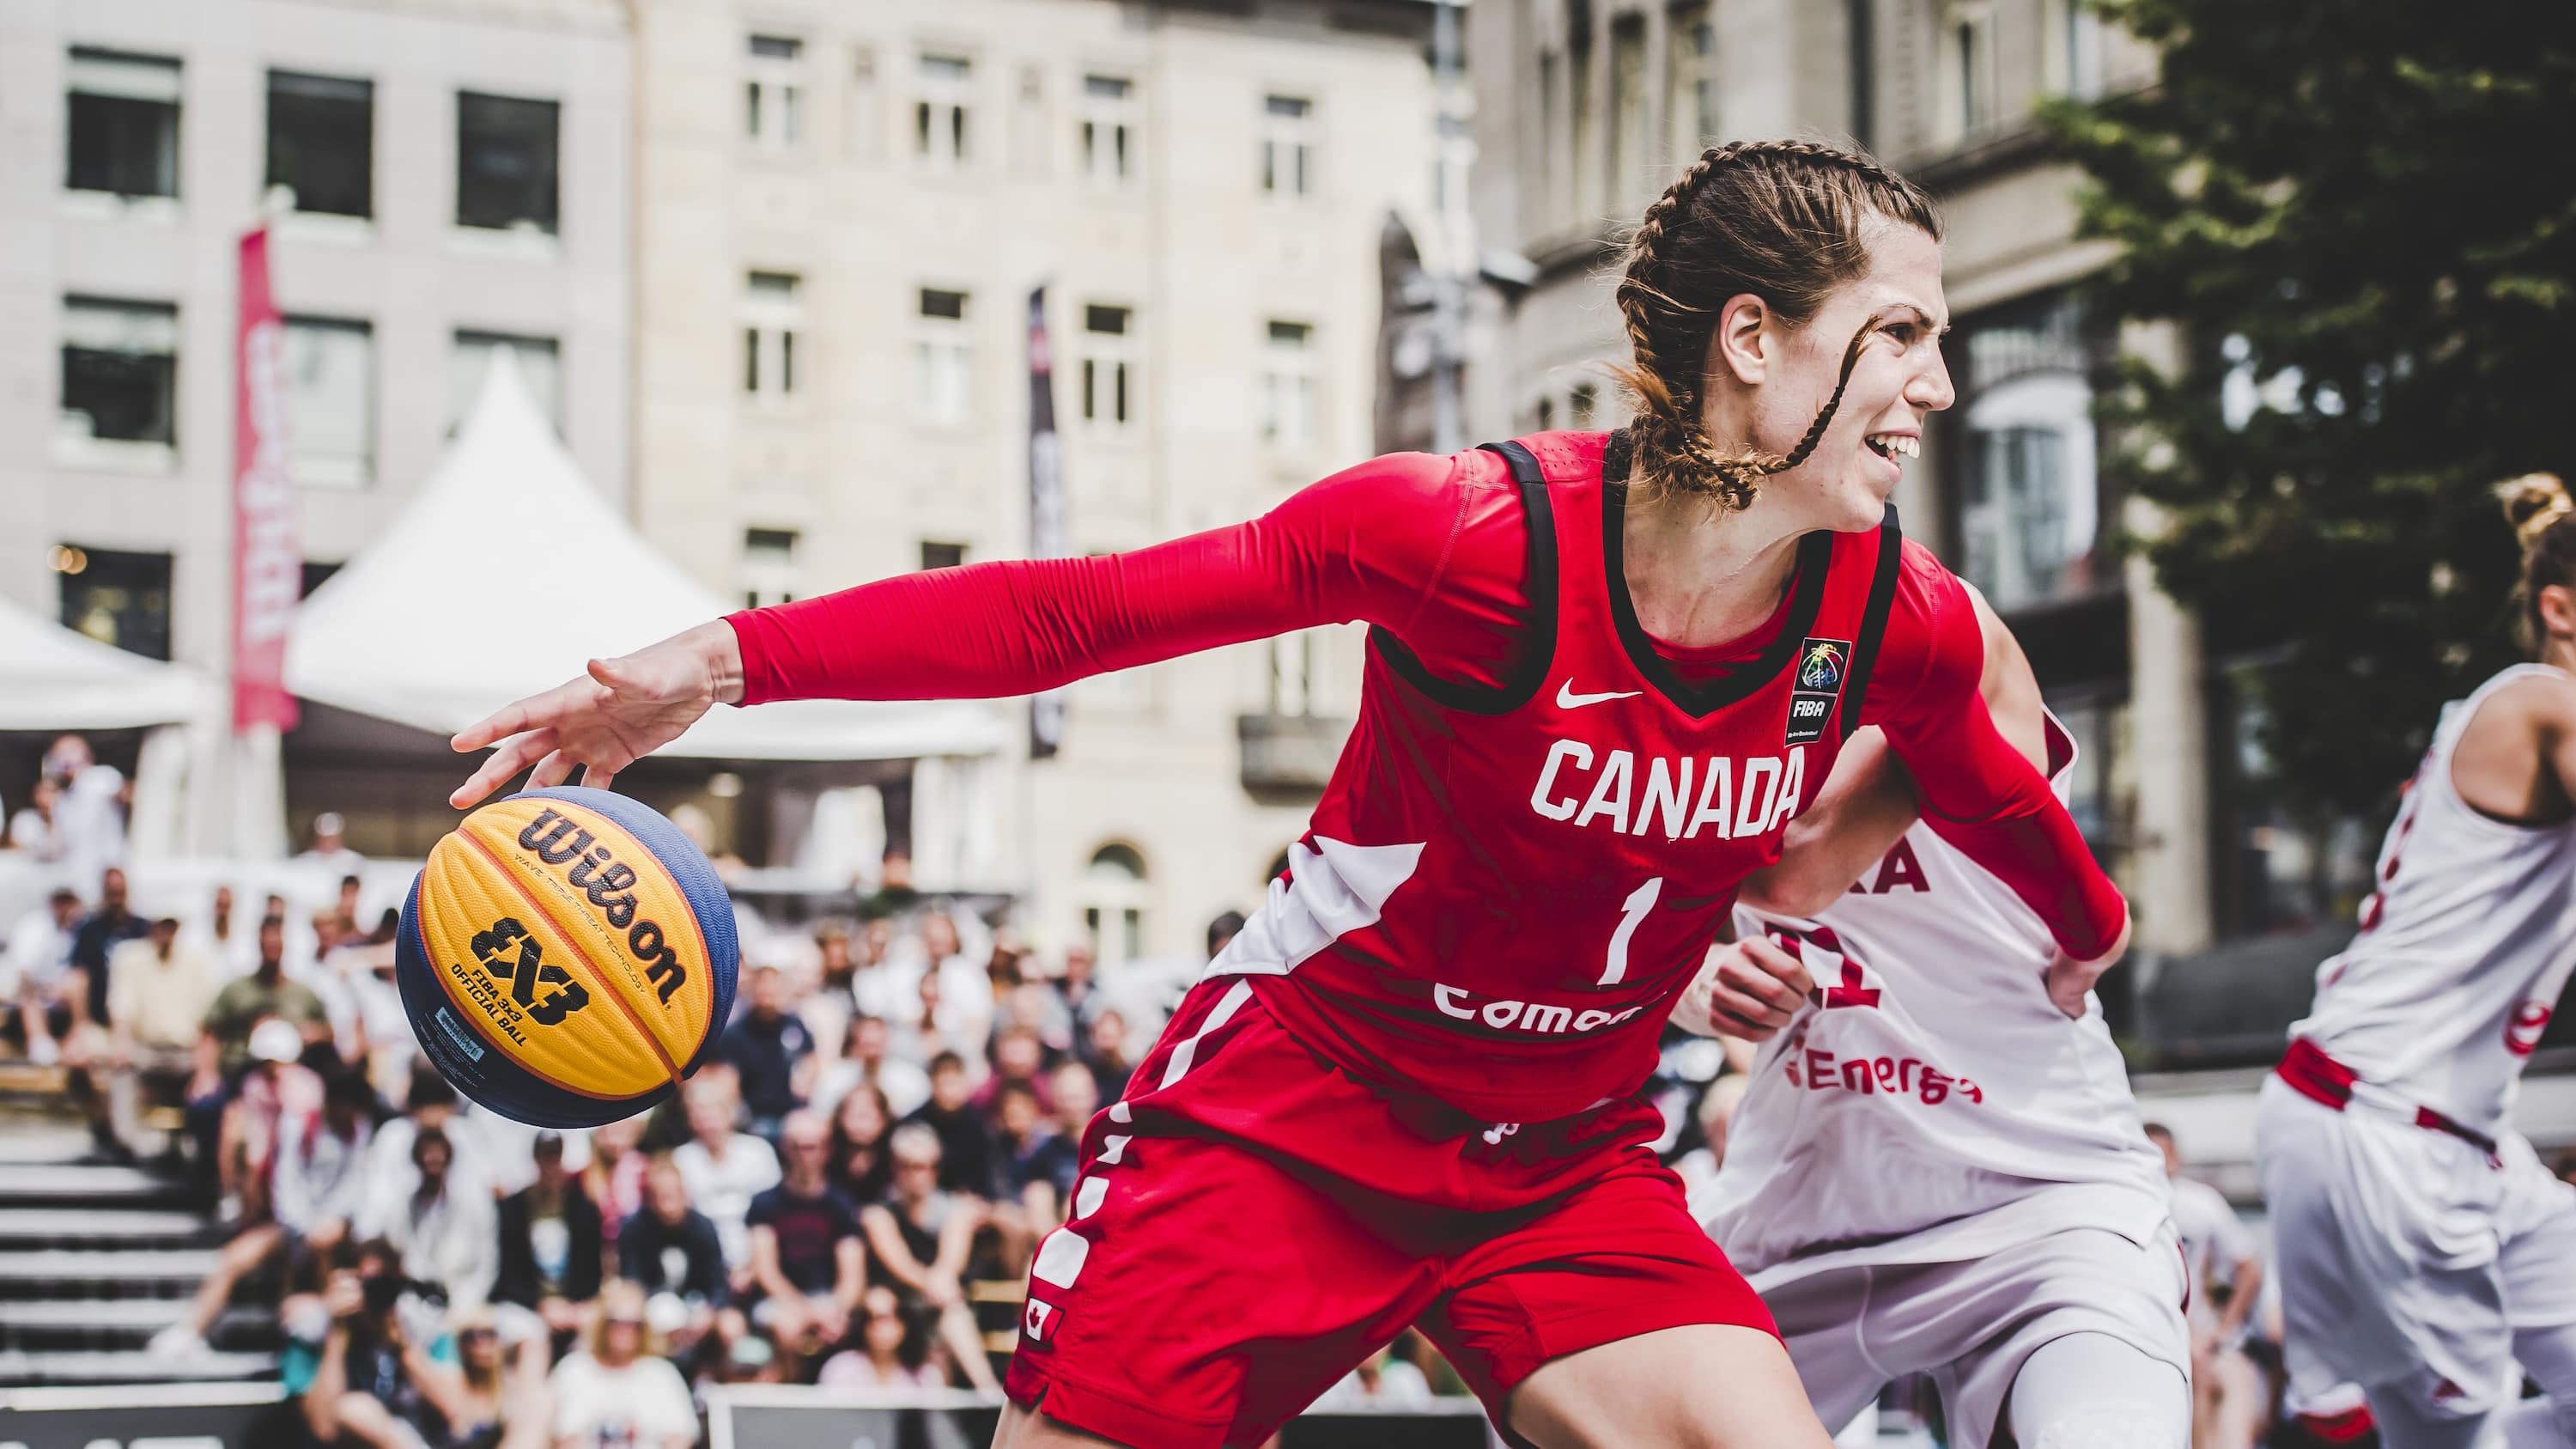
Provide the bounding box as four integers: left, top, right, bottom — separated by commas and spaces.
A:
0, 1248, 219, 1292
0, 1347, 280, 1386
0, 1163, 197, 1211
0, 1300, 273, 1353
0, 1209, 222, 1248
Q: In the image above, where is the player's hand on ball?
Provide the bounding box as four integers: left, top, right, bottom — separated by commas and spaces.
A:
2043, 904, 2133, 1020
449, 621, 746, 808
1688, 938, 1814, 1042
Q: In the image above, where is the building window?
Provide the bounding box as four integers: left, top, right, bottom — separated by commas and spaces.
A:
1536, 51, 1558, 217
1261, 320, 1318, 452
913, 287, 973, 426
1569, 19, 1595, 217
2043, 0, 2105, 100
66, 49, 181, 199
745, 34, 805, 150
742, 271, 804, 401
58, 297, 178, 468
1080, 75, 1136, 185
57, 546, 173, 661
1081, 303, 1136, 429
1082, 843, 1151, 968
1937, 3, 1997, 145
266, 71, 372, 217
1949, 294, 2099, 610
848, 47, 882, 159
920, 541, 967, 571
1261, 94, 1313, 197
450, 331, 560, 434
1607, 15, 1647, 207
284, 318, 374, 488
915, 53, 970, 170
1269, 630, 1317, 716
457, 92, 559, 233
743, 528, 800, 609
1850, 0, 1876, 149
1668, 5, 1716, 155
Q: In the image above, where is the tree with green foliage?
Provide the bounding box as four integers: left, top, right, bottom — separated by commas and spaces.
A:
2045, 1, 2576, 822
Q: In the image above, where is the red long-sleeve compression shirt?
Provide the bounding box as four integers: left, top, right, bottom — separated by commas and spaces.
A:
727, 445, 2127, 959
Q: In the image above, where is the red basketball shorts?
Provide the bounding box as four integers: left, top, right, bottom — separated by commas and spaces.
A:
1005, 977, 1773, 1448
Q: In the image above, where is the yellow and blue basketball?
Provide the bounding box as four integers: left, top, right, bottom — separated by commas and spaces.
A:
397, 786, 737, 1128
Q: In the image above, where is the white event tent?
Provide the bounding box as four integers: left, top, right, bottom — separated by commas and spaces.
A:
285, 350, 1006, 762
0, 592, 206, 733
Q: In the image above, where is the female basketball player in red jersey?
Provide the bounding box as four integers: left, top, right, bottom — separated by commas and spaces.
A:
451, 142, 2129, 1449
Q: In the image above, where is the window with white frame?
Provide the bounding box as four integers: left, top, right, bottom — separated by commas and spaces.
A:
1081, 304, 1136, 430
848, 47, 882, 160
1953, 295, 2100, 608
742, 527, 800, 609
457, 91, 559, 233
1269, 630, 1318, 716
266, 70, 373, 217
450, 331, 561, 435
2042, 0, 2106, 100
915, 53, 971, 170
1668, 5, 1716, 156
1608, 15, 1648, 207
284, 317, 374, 488
1082, 843, 1151, 967
1080, 74, 1137, 185
1261, 94, 1313, 197
1936, 3, 1997, 146
745, 34, 805, 151
742, 271, 804, 401
58, 297, 177, 466
1261, 320, 1318, 452
913, 287, 973, 426
67, 49, 181, 199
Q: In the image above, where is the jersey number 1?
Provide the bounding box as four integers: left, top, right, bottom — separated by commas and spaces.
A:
1597, 877, 1665, 986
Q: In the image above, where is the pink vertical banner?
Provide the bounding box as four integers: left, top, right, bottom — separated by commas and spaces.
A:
233, 227, 300, 732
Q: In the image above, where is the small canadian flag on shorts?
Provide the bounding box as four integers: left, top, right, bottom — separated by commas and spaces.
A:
1024, 1299, 1058, 1343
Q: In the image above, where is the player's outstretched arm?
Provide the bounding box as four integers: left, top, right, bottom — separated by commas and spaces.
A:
452, 451, 1516, 809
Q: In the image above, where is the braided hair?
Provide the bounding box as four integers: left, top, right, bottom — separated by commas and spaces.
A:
2499, 472, 2576, 651
1612, 139, 1941, 509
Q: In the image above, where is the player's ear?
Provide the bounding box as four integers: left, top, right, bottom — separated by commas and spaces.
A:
2538, 582, 2576, 642
1706, 292, 1770, 387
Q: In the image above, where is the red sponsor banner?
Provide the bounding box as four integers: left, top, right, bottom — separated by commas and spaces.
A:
234, 227, 300, 732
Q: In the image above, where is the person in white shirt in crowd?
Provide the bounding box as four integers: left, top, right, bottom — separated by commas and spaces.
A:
817, 1284, 947, 1391
363, 1065, 494, 1226
888, 910, 993, 1066
847, 917, 909, 1024
5, 775, 64, 861
155, 1068, 376, 1358
549, 1282, 698, 1449
95, 914, 217, 1157
296, 811, 367, 888
2147, 1123, 2268, 1449
42, 735, 127, 904
179, 885, 263, 982
810, 1013, 932, 1122
671, 1075, 780, 1287
1, 886, 79, 1064
799, 922, 859, 1070
359, 1124, 498, 1312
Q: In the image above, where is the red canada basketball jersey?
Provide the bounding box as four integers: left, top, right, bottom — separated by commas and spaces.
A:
1207, 432, 1904, 1123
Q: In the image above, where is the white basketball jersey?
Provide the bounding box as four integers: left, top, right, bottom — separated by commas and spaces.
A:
1702, 715, 2172, 1280
2293, 663, 2576, 1135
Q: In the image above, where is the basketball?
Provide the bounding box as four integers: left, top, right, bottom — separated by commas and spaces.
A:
396, 786, 738, 1128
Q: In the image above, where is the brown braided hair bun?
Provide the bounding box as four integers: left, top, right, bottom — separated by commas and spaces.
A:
1613, 139, 1941, 509
2498, 472, 2576, 649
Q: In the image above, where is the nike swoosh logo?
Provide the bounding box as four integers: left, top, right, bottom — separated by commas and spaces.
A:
1556, 680, 1643, 709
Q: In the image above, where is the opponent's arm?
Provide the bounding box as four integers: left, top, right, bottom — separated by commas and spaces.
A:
1868, 552, 2129, 999
451, 451, 1533, 807
1741, 585, 2040, 917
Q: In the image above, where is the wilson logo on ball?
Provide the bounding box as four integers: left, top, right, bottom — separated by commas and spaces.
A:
471, 917, 591, 1026
518, 807, 690, 1006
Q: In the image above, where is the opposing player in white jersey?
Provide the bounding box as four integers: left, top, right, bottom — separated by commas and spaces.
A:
2258, 476, 2576, 1449
1687, 593, 2188, 1449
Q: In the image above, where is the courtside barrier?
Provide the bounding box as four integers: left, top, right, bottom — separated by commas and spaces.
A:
706, 1384, 1503, 1449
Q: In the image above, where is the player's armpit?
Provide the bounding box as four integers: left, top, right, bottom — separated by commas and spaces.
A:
1736, 726, 1920, 917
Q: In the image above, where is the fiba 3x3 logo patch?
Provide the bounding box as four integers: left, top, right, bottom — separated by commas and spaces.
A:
1786, 636, 1852, 746
445, 916, 591, 1050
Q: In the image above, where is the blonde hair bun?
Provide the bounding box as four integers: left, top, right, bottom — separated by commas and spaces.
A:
2497, 472, 2573, 550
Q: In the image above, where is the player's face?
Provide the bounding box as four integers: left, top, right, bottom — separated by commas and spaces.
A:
1747, 216, 1954, 533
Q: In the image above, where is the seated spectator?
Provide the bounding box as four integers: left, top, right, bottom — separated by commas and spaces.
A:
671, 1079, 781, 1283
817, 1285, 945, 1391
847, 917, 908, 1024
902, 1051, 996, 1198
585, 1115, 650, 1258
213, 1017, 325, 1221
203, 917, 330, 1078
800, 923, 859, 1066
1043, 940, 1103, 1050
4, 774, 63, 859
66, 864, 146, 1035
495, 1130, 604, 1347
971, 1025, 1055, 1115
549, 1282, 699, 1449
154, 1068, 375, 1358
358, 1125, 498, 1311
990, 1082, 1078, 1263
1, 886, 78, 1063
810, 1014, 929, 1121
744, 1109, 866, 1367
420, 1304, 552, 1449
362, 1064, 493, 1224
1084, 1008, 1137, 1104
298, 811, 367, 884
715, 963, 817, 1141
47, 737, 129, 900
859, 1124, 1001, 1393
290, 1239, 458, 1449
620, 1154, 737, 1364
181, 883, 261, 981
826, 1084, 896, 1206
89, 914, 216, 1160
